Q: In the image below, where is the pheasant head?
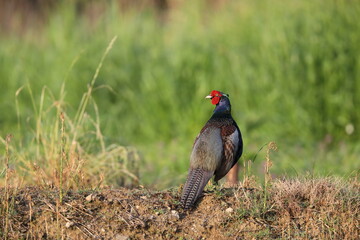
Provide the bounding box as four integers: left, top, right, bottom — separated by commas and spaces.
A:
205, 90, 231, 114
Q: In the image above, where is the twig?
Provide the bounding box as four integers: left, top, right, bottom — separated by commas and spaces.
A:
43, 200, 98, 239
64, 202, 94, 217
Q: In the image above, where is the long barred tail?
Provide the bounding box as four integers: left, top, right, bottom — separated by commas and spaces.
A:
180, 168, 213, 209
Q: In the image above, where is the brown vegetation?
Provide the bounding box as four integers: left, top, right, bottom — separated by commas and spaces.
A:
0, 0, 229, 34
0, 0, 168, 34
1, 176, 359, 239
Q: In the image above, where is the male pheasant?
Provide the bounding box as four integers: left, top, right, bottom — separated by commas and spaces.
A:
180, 90, 243, 209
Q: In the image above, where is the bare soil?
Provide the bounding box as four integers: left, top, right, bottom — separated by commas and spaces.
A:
1, 177, 359, 239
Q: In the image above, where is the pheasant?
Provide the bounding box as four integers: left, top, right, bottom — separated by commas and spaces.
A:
180, 90, 243, 209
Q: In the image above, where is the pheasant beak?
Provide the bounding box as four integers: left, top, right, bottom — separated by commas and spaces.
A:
205, 95, 213, 99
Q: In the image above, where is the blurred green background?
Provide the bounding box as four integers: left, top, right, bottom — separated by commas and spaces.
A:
0, 0, 359, 189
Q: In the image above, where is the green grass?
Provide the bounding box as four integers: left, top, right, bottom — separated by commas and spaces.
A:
0, 0, 359, 188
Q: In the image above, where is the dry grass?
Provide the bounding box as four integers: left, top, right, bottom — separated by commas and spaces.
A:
0, 176, 358, 239
270, 177, 359, 239
0, 36, 141, 238
0, 36, 140, 190
223, 175, 359, 239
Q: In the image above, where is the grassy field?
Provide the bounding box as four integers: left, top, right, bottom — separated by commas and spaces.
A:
0, 0, 359, 189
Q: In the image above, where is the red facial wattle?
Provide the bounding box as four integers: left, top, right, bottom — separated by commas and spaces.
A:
211, 96, 221, 105
209, 90, 223, 105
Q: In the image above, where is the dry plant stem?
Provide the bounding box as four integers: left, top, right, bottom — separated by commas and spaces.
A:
73, 35, 118, 148
4, 134, 13, 240
242, 159, 252, 188
15, 86, 25, 137
264, 142, 278, 209
265, 142, 277, 187
60, 112, 65, 204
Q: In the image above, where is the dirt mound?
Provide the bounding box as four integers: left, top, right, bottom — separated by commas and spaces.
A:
1, 177, 359, 239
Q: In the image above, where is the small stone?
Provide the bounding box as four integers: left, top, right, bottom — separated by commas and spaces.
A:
101, 228, 105, 232
115, 234, 129, 240
225, 207, 234, 213
65, 221, 74, 228
86, 194, 94, 202
171, 210, 180, 219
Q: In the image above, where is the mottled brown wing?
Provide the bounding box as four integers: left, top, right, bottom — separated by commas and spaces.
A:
214, 125, 240, 181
